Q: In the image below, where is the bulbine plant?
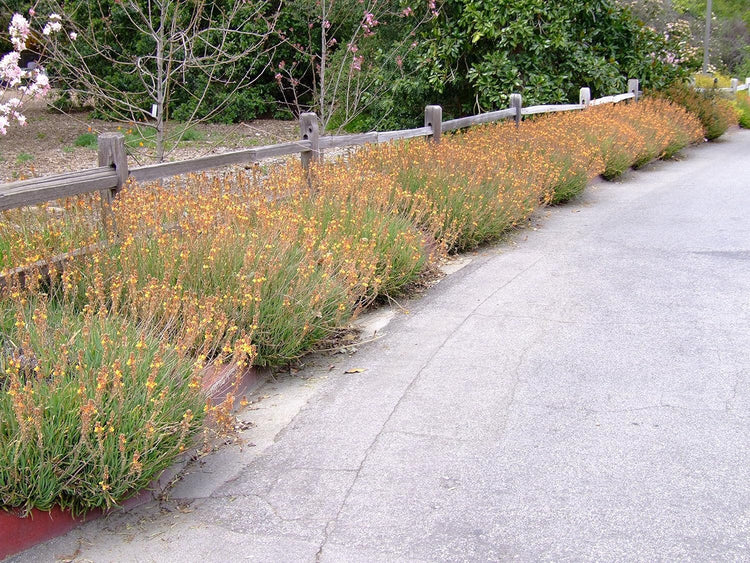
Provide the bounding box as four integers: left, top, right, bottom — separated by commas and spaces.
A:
0, 93, 712, 515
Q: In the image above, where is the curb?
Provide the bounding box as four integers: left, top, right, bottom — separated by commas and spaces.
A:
0, 365, 266, 561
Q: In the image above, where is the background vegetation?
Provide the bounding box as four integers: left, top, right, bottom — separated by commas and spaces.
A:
4, 0, 738, 131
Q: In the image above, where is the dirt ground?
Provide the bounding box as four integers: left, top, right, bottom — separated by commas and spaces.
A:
0, 100, 300, 183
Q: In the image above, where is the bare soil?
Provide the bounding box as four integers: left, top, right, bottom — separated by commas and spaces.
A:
0, 101, 299, 183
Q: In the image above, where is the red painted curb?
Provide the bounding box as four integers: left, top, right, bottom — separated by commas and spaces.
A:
0, 489, 150, 560
0, 365, 266, 560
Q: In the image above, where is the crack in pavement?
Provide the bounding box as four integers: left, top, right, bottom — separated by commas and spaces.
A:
313, 255, 546, 561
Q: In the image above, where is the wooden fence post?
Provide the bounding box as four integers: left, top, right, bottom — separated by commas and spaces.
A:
627, 78, 640, 102
299, 112, 320, 170
424, 105, 443, 144
731, 78, 738, 96
510, 93, 522, 128
579, 87, 591, 108
97, 132, 128, 202
97, 133, 127, 230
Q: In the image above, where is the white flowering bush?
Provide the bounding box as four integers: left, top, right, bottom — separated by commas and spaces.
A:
1, 11, 68, 135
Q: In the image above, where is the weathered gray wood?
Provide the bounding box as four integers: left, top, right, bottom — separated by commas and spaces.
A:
377, 126, 433, 143
731, 78, 738, 95
580, 87, 591, 108
696, 86, 733, 92
319, 133, 378, 149
255, 141, 313, 160
129, 141, 310, 183
521, 104, 584, 116
0, 169, 118, 211
590, 95, 616, 106
442, 108, 516, 132
299, 113, 321, 168
0, 167, 114, 191
627, 78, 640, 102
0, 241, 107, 290
131, 150, 257, 182
424, 105, 442, 144
510, 93, 522, 128
97, 133, 128, 201
613, 93, 636, 103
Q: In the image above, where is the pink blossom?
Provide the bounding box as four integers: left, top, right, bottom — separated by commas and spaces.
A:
2, 12, 64, 135
351, 55, 363, 71
9, 14, 31, 50
0, 52, 23, 87
362, 12, 379, 35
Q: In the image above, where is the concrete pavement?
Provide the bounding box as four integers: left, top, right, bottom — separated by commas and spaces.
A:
14, 129, 750, 562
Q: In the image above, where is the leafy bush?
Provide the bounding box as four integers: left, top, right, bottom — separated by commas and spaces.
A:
376, 0, 695, 127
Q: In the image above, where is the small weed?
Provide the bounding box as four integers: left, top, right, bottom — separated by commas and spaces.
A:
179, 127, 203, 142
74, 132, 98, 149
16, 152, 34, 164
62, 145, 75, 153
36, 132, 47, 140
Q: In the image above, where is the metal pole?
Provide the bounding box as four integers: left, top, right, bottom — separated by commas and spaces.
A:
702, 0, 712, 74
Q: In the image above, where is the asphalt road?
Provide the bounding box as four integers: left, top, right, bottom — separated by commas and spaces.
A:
15, 128, 750, 562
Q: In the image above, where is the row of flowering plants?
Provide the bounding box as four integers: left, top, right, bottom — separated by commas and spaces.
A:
0, 92, 725, 516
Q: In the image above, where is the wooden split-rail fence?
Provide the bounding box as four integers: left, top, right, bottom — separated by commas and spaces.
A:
0, 79, 647, 214
695, 77, 750, 96
3, 75, 749, 214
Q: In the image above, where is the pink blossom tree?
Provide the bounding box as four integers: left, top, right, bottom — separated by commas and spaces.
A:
0, 11, 67, 135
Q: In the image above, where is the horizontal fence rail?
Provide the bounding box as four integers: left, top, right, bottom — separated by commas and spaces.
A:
442, 108, 518, 132
0, 167, 118, 211
2, 75, 747, 214
695, 77, 750, 96
129, 140, 313, 183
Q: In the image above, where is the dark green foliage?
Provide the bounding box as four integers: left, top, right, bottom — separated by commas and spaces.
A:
410, 0, 690, 118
